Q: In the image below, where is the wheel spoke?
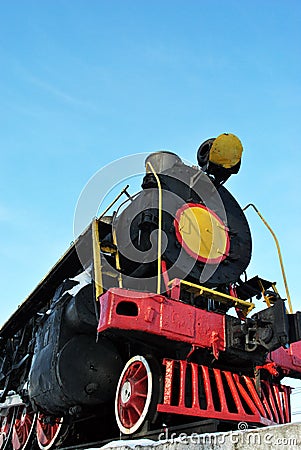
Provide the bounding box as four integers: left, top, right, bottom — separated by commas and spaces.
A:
132, 392, 147, 398
133, 375, 148, 386
130, 362, 143, 379
129, 401, 143, 417
120, 406, 126, 423
126, 407, 137, 428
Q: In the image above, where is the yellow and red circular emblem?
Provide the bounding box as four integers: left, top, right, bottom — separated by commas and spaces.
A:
174, 203, 230, 264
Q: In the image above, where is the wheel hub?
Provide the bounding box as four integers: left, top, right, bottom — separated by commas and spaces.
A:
120, 381, 132, 404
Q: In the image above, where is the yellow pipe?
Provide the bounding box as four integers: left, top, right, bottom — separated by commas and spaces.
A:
146, 162, 162, 294
243, 204, 293, 314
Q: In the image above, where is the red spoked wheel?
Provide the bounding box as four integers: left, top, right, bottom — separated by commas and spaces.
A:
115, 355, 154, 435
11, 405, 36, 450
0, 407, 15, 450
36, 414, 66, 450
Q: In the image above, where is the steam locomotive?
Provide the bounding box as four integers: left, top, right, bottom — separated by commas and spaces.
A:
1, 133, 301, 450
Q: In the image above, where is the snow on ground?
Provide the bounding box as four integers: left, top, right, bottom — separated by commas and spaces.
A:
99, 439, 158, 449
86, 423, 301, 450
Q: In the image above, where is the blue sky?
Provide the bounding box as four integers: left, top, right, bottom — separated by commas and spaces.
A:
1, 0, 301, 419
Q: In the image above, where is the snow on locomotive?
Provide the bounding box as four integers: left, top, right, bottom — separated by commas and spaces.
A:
1, 133, 301, 450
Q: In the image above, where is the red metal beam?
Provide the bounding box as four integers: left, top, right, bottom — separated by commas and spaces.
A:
97, 288, 225, 354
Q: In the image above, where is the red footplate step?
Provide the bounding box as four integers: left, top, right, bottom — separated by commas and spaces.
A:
157, 359, 291, 426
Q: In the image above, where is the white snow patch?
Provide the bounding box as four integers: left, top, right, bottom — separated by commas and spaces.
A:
66, 266, 92, 296
99, 439, 158, 449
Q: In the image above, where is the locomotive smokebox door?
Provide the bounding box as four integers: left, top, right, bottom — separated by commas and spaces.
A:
114, 150, 251, 289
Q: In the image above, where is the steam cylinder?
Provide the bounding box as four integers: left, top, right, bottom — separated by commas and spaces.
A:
29, 305, 123, 415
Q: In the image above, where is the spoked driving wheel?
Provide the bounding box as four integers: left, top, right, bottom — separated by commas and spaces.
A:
36, 414, 66, 450
0, 407, 16, 450
0, 407, 15, 450
115, 355, 160, 435
11, 405, 36, 450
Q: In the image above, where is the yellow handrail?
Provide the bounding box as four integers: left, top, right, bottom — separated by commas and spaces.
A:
92, 219, 103, 300
112, 226, 123, 288
243, 203, 293, 314
98, 185, 130, 220
146, 162, 162, 294
169, 278, 255, 316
